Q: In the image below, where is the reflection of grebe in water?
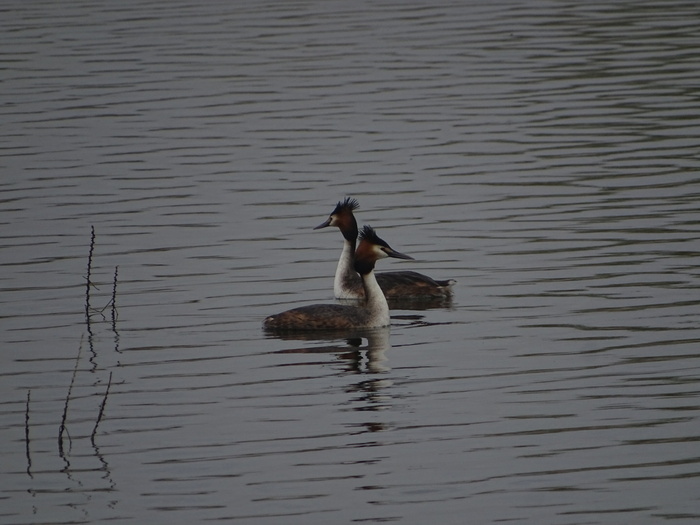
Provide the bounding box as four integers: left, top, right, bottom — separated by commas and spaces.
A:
264, 226, 412, 331
314, 198, 455, 300
269, 328, 392, 374
269, 329, 393, 418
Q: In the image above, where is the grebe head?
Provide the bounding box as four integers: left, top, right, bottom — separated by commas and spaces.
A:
314, 197, 359, 242
354, 225, 413, 275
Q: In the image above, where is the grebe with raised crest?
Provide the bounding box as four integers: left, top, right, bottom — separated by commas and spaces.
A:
314, 198, 455, 300
264, 226, 412, 331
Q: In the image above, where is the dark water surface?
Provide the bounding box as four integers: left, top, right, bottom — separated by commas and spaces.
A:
2, 1, 700, 523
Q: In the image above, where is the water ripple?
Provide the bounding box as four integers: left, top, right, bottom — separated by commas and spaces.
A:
2, 1, 700, 524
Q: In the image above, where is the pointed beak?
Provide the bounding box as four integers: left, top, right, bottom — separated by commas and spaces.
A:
313, 217, 332, 230
387, 248, 414, 260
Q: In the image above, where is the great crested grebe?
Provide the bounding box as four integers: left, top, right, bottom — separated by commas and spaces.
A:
314, 198, 455, 300
264, 226, 412, 330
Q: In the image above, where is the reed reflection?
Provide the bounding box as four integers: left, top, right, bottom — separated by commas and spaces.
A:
24, 228, 122, 501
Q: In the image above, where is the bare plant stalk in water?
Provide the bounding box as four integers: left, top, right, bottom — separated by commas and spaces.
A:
85, 225, 95, 323
25, 390, 32, 478
59, 335, 82, 457
111, 265, 119, 325
91, 371, 112, 445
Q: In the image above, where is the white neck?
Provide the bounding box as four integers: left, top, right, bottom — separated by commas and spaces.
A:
361, 269, 390, 327
334, 238, 357, 299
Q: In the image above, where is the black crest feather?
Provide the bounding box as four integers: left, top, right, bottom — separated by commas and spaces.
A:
358, 224, 389, 248
333, 197, 359, 214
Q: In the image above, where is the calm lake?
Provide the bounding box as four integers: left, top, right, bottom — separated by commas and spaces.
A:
2, 1, 699, 524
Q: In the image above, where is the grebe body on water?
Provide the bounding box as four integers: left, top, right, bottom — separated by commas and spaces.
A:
314, 198, 455, 300
264, 226, 412, 331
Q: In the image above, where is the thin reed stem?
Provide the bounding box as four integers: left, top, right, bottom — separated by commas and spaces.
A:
91, 371, 113, 445
25, 390, 32, 478
111, 265, 119, 327
59, 335, 82, 457
85, 225, 95, 323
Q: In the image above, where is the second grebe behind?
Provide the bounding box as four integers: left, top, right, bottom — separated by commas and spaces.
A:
314, 197, 455, 300
263, 226, 413, 331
